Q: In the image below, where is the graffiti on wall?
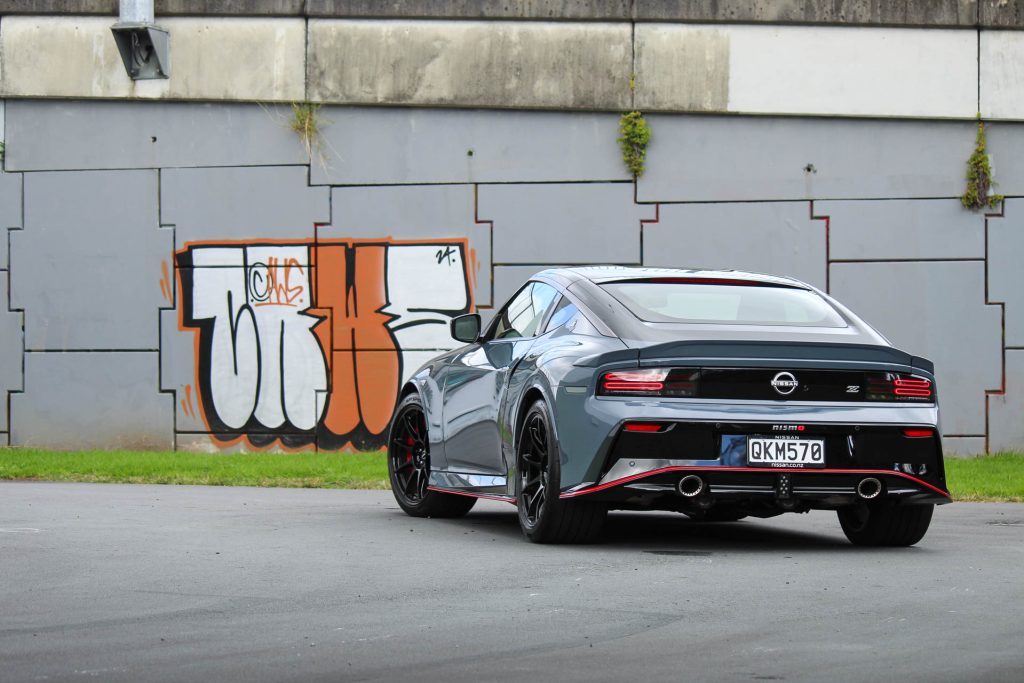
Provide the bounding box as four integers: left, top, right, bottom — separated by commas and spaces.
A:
175, 239, 472, 450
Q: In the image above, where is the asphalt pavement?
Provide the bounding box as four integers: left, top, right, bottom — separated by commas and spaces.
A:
1, 482, 1022, 682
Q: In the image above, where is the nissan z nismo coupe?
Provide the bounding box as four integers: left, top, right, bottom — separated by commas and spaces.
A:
387, 267, 949, 545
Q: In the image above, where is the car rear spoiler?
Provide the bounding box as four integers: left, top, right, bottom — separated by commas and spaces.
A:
573, 340, 934, 376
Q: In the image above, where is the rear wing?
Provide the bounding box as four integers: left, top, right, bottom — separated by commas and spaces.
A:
574, 340, 934, 378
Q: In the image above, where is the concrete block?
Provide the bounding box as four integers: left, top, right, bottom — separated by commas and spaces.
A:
989, 350, 1024, 452
981, 1, 1024, 27
634, 25, 729, 112
307, 19, 631, 110
479, 183, 650, 266
307, 1, 632, 19
162, 167, 329, 250
986, 122, 1024, 198
637, 0, 978, 27
10, 351, 173, 450
981, 30, 1024, 120
5, 100, 308, 172
820, 200, 985, 261
324, 184, 491, 306
942, 437, 987, 457
635, 25, 976, 117
0, 172, 22, 268
987, 203, 1024, 346
830, 261, 1002, 437
160, 308, 205, 433
310, 107, 627, 185
11, 170, 172, 350
643, 202, 827, 290
639, 115, 975, 202
0, 17, 305, 102
0, 279, 22, 432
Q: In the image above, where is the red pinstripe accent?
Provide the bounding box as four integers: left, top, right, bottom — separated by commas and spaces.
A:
560, 466, 951, 500
427, 486, 517, 505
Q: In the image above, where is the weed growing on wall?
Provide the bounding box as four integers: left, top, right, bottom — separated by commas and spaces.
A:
962, 118, 1003, 210
618, 111, 652, 178
290, 102, 324, 161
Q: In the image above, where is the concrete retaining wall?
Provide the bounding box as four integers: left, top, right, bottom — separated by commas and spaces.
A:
0, 14, 1023, 119
1, 100, 1021, 455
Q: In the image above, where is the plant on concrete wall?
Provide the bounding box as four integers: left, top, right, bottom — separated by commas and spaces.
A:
961, 118, 1003, 210
290, 102, 323, 161
618, 111, 651, 178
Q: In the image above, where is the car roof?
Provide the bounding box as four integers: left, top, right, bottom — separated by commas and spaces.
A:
532, 266, 809, 289
524, 265, 890, 348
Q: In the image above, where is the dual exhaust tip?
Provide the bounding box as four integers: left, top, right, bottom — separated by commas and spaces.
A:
676, 474, 883, 500
677, 475, 705, 498
856, 477, 883, 500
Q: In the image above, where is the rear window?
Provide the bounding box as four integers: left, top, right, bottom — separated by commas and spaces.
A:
600, 280, 847, 328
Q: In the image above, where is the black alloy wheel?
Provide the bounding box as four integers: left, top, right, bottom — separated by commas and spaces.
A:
516, 399, 606, 543
387, 394, 476, 518
519, 410, 549, 527
390, 401, 430, 504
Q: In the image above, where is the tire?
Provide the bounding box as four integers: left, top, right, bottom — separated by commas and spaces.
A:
387, 393, 476, 519
516, 399, 607, 544
837, 503, 934, 547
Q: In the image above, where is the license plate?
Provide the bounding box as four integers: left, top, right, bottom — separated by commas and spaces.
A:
747, 437, 825, 468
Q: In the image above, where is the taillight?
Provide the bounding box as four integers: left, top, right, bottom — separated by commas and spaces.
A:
599, 368, 699, 397
903, 428, 934, 438
866, 373, 934, 402
600, 369, 667, 395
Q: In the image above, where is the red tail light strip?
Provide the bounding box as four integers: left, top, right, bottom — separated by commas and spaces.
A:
559, 466, 951, 500
622, 422, 666, 433
603, 380, 664, 393
893, 378, 932, 398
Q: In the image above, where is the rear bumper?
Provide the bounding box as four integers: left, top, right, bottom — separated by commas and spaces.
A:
561, 464, 950, 507
556, 397, 948, 509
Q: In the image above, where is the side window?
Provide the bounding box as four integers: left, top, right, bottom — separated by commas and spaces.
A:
543, 296, 579, 334
491, 282, 560, 340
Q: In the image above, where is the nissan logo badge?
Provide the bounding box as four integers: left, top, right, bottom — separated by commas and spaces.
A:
771, 371, 799, 396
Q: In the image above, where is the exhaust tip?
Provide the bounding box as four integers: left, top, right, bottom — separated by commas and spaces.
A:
678, 475, 705, 498
856, 477, 883, 500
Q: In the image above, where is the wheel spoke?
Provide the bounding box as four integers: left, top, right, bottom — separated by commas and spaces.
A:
529, 422, 546, 454
527, 485, 545, 517
404, 469, 420, 497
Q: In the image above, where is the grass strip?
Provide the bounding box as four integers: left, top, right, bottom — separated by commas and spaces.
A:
0, 449, 1021, 502
0, 448, 388, 489
945, 453, 1024, 503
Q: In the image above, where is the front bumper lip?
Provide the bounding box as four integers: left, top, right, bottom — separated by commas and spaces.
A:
560, 465, 951, 501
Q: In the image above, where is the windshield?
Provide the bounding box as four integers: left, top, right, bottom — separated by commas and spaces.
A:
600, 281, 847, 328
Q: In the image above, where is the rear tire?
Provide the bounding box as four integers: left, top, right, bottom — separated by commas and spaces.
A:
516, 399, 606, 544
388, 394, 476, 519
838, 503, 934, 547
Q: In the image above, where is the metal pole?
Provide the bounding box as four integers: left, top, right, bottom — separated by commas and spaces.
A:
119, 0, 154, 25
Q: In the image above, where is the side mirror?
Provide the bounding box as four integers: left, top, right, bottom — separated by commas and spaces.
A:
450, 313, 482, 343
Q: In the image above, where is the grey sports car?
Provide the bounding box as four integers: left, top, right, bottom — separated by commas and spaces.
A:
387, 267, 949, 545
